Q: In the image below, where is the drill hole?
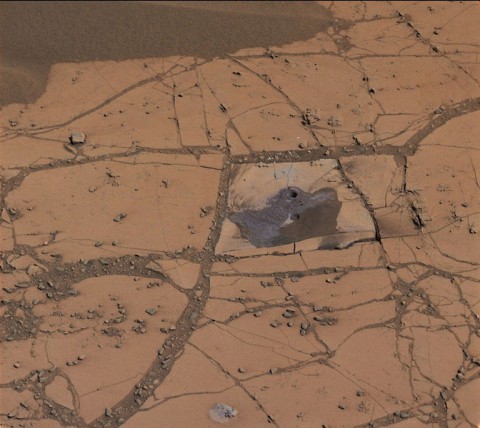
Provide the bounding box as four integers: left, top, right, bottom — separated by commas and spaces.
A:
287, 189, 298, 199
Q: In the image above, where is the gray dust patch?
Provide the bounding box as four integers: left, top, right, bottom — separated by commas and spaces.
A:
209, 403, 238, 423
229, 187, 341, 247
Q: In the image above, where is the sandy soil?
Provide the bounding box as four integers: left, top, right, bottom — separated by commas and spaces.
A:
0, 1, 330, 106
1, 1, 480, 427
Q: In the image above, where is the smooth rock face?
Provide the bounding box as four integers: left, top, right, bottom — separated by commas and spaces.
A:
1, 2, 480, 428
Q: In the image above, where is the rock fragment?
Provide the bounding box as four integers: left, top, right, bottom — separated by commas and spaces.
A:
113, 213, 127, 222
69, 132, 86, 144
145, 308, 157, 316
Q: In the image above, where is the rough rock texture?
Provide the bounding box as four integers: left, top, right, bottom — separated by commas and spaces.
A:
1, 2, 479, 427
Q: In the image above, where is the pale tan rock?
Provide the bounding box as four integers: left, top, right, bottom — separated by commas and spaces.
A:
30, 275, 188, 423
237, 54, 382, 148
0, 136, 74, 169
231, 103, 316, 153
300, 241, 383, 269
0, 57, 193, 135
341, 155, 403, 209
345, 15, 430, 58
360, 56, 480, 123
311, 300, 396, 349
124, 386, 269, 427
203, 298, 245, 322
410, 327, 462, 388
152, 344, 233, 399
383, 235, 480, 279
0, 221, 14, 252
6, 155, 221, 262
0, 419, 65, 428
455, 378, 480, 427
285, 269, 393, 309
157, 259, 201, 289
190, 311, 325, 377
333, 328, 415, 411
0, 388, 35, 416
244, 363, 388, 427
0, 339, 51, 384
46, 375, 75, 409
210, 275, 287, 304
212, 253, 306, 275
7, 255, 46, 271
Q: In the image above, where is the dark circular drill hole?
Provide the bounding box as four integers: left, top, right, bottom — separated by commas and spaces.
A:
290, 213, 300, 220
287, 189, 298, 199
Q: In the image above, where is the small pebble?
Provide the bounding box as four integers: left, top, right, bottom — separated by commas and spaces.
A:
146, 308, 157, 316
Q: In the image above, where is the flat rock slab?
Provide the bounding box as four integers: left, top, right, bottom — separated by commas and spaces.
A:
216, 160, 375, 255
5, 153, 222, 262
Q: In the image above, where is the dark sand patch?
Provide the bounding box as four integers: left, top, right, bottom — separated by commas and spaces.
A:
0, 1, 334, 106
